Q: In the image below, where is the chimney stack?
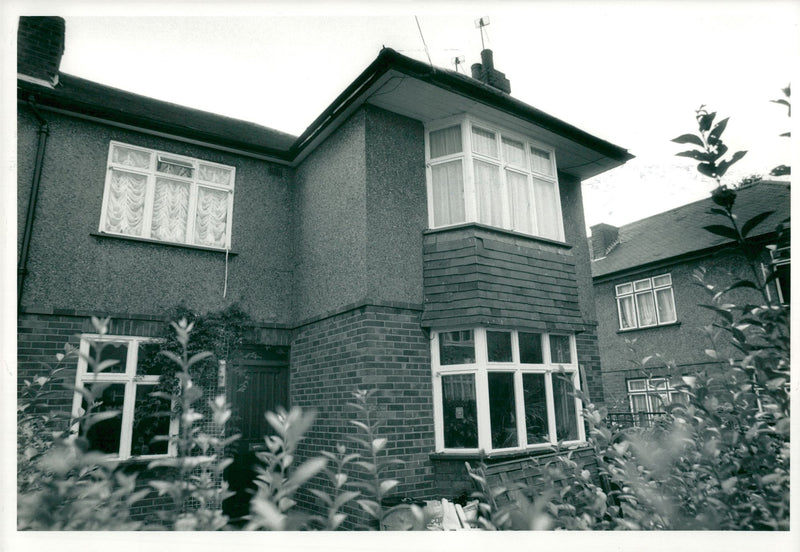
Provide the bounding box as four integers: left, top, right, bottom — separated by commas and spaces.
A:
18, 16, 65, 87
470, 49, 511, 94
590, 223, 619, 260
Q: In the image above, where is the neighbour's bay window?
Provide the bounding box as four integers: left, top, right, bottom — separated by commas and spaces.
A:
432, 329, 584, 453
425, 116, 565, 241
71, 335, 177, 460
100, 141, 235, 249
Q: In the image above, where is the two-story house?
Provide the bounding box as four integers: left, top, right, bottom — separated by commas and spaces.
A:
17, 17, 633, 523
590, 180, 789, 422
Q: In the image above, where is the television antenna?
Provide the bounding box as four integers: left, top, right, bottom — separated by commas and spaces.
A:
474, 16, 490, 50
452, 55, 465, 72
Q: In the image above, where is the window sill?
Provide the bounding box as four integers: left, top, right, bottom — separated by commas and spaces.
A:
423, 222, 571, 249
91, 232, 238, 255
429, 442, 589, 462
616, 321, 681, 334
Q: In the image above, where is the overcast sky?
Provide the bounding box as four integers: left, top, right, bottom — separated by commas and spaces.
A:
10, 1, 799, 228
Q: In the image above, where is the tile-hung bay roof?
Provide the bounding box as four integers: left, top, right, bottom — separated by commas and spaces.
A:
19, 48, 632, 176
591, 181, 790, 279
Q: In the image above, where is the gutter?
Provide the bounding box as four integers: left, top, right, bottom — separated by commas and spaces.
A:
18, 96, 49, 308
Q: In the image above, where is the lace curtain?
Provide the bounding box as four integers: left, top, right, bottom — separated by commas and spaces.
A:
474, 160, 502, 227
104, 170, 147, 236
194, 187, 228, 248
151, 178, 189, 243
431, 161, 465, 227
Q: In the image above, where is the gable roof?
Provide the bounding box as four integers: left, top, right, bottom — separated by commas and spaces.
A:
591, 180, 790, 279
19, 48, 631, 175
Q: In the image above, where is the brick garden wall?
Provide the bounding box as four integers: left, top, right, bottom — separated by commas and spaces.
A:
289, 303, 435, 528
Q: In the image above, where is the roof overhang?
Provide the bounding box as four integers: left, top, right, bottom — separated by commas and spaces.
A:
290, 48, 633, 179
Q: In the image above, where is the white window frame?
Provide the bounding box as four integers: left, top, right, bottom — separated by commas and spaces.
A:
627, 377, 682, 413
431, 328, 584, 454
767, 246, 790, 304
71, 334, 178, 460
99, 141, 236, 250
615, 273, 677, 330
424, 115, 565, 241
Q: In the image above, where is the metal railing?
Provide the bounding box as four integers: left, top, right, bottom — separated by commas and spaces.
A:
606, 411, 667, 428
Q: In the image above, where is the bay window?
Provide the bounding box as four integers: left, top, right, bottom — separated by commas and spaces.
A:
71, 335, 177, 460
425, 116, 565, 241
432, 329, 584, 453
100, 141, 235, 249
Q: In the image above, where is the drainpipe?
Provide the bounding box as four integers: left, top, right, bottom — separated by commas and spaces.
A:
18, 96, 49, 309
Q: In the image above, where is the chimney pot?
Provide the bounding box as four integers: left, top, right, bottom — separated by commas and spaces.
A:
480, 49, 494, 70
470, 63, 483, 80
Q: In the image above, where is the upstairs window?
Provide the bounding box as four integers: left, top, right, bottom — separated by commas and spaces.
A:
616, 274, 677, 330
432, 329, 584, 454
425, 117, 564, 241
100, 142, 235, 249
71, 335, 177, 460
769, 245, 790, 305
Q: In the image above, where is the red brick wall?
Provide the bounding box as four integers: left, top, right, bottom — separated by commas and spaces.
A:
290, 304, 436, 528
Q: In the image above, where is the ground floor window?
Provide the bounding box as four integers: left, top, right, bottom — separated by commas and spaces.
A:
432, 329, 584, 453
627, 377, 683, 413
71, 335, 177, 459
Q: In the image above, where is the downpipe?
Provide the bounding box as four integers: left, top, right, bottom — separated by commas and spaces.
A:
18, 96, 49, 309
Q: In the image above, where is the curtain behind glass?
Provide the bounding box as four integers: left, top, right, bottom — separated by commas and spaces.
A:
655, 288, 676, 323
104, 169, 147, 237
618, 296, 636, 329
475, 160, 502, 226
194, 187, 228, 247
471, 126, 498, 158
636, 292, 657, 326
506, 170, 533, 234
532, 177, 560, 240
429, 126, 462, 158
431, 161, 465, 226
151, 178, 189, 243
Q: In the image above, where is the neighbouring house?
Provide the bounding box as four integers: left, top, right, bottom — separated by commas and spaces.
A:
590, 180, 790, 424
17, 17, 633, 525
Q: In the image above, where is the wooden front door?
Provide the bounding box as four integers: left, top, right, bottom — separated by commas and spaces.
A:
222, 345, 289, 523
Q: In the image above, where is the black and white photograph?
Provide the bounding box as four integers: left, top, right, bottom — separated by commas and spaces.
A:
3, 1, 796, 550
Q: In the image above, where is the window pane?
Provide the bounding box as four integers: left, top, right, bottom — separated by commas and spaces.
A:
104, 169, 147, 237
655, 288, 676, 323
502, 137, 526, 168
519, 332, 543, 364
474, 160, 502, 227
630, 393, 649, 413
486, 331, 512, 362
442, 374, 478, 448
431, 161, 465, 226
82, 382, 125, 454
194, 186, 229, 248
635, 292, 657, 326
131, 384, 170, 456
532, 176, 560, 240
530, 147, 553, 176
618, 296, 636, 329
553, 375, 578, 441
627, 379, 647, 392
506, 170, 533, 234
488, 372, 518, 448
111, 145, 151, 169
471, 126, 498, 158
634, 278, 652, 291
522, 373, 549, 444
88, 341, 128, 373
549, 335, 572, 364
157, 157, 194, 178
429, 126, 462, 158
652, 274, 671, 287
775, 263, 790, 303
151, 178, 190, 243
198, 164, 232, 186
136, 342, 166, 376
439, 330, 475, 365
615, 283, 633, 295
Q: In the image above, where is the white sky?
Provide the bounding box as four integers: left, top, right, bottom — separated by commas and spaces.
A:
6, 1, 799, 229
